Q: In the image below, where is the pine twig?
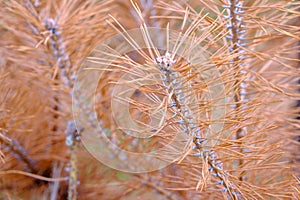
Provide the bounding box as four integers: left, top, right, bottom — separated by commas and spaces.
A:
65, 121, 81, 200
44, 17, 79, 200
0, 132, 39, 174
224, 0, 248, 182
156, 52, 241, 199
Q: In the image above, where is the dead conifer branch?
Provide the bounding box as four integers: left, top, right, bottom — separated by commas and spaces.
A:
64, 121, 82, 200
0, 132, 39, 175
223, 0, 248, 182
0, 0, 299, 199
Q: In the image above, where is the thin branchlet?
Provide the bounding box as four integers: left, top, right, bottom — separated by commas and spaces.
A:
0, 132, 39, 174
156, 52, 241, 199
44, 18, 72, 88
156, 53, 199, 138
44, 17, 79, 200
64, 121, 81, 200
224, 0, 248, 182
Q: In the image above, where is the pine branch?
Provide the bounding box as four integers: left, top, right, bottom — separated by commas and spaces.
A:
65, 121, 81, 200
43, 13, 79, 200
0, 0, 299, 199
0, 132, 39, 175
223, 0, 248, 182
156, 51, 241, 199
